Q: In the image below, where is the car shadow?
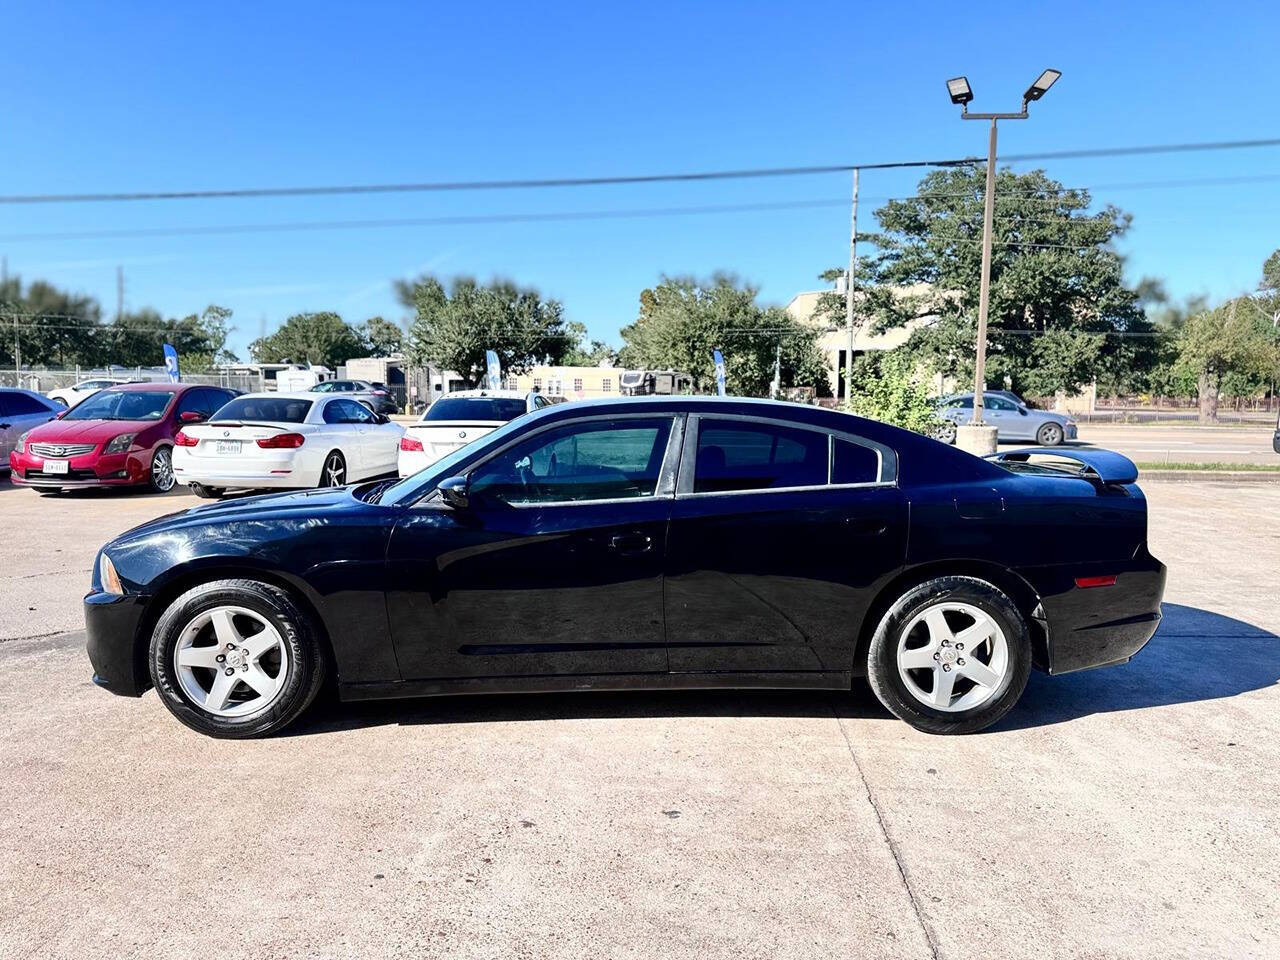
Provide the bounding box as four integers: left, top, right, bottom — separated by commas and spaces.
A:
997, 602, 1278, 730
285, 603, 1276, 737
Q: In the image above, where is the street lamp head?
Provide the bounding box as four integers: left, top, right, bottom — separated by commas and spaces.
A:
1023, 68, 1061, 103
946, 76, 974, 106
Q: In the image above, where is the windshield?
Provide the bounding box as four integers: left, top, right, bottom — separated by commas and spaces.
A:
212, 396, 313, 423
425, 397, 527, 422
64, 390, 174, 421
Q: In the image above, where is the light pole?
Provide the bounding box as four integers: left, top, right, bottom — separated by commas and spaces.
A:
945, 69, 1060, 454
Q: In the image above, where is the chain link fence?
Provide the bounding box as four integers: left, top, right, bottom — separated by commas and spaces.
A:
1, 367, 262, 395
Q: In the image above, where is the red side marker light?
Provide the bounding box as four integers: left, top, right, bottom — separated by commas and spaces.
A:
1075, 575, 1117, 589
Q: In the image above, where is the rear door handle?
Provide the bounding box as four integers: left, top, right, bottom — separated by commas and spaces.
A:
608, 532, 653, 555
845, 517, 888, 536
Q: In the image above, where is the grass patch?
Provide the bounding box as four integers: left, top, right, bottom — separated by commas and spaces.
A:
1137, 461, 1280, 472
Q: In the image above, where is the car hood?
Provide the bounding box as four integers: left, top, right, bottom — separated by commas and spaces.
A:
109, 486, 359, 545
28, 418, 163, 442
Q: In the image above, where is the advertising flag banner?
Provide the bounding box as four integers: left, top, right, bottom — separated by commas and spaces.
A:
713, 349, 726, 397
485, 350, 502, 391
162, 343, 181, 383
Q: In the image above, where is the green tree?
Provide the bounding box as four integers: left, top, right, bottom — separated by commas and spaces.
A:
562, 321, 616, 366
1175, 299, 1279, 422
363, 316, 403, 356
618, 274, 828, 397
0, 276, 103, 367
833, 166, 1148, 399
249, 312, 368, 367
403, 276, 572, 386
846, 350, 944, 435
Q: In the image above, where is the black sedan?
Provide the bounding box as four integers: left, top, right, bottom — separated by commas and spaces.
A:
85, 397, 1165, 738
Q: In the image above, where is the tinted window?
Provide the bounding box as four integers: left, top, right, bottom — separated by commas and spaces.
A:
323, 399, 375, 424
469, 417, 672, 505
832, 439, 880, 484
426, 397, 528, 422
64, 390, 174, 421
986, 396, 1016, 412
212, 396, 313, 423
311, 382, 336, 393
945, 397, 973, 409
4, 392, 54, 415
693, 420, 827, 493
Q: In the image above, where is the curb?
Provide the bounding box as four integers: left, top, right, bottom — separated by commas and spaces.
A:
1140, 470, 1280, 483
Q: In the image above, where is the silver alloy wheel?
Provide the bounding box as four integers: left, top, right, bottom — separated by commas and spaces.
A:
174, 606, 289, 718
151, 446, 175, 491
1037, 422, 1064, 446
324, 453, 345, 487
936, 420, 957, 444
895, 601, 1009, 713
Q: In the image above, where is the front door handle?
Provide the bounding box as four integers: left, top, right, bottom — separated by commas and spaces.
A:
608, 532, 653, 555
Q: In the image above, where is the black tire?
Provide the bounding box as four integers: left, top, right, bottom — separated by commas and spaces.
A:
1036, 422, 1064, 446
189, 482, 225, 500
149, 445, 176, 492
149, 579, 328, 738
319, 450, 346, 488
866, 576, 1031, 735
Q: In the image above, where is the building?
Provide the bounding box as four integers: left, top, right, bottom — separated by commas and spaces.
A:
785, 283, 938, 396
507, 363, 626, 400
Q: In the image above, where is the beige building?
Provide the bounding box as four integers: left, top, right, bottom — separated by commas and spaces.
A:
507, 363, 626, 400
786, 284, 938, 395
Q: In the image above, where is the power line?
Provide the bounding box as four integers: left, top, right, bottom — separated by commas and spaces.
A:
1, 136, 1277, 206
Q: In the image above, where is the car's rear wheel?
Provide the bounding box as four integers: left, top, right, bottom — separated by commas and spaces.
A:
320, 450, 346, 487
149, 446, 176, 492
866, 576, 1031, 735
934, 420, 957, 444
1036, 422, 1064, 446
149, 579, 328, 738
189, 482, 224, 499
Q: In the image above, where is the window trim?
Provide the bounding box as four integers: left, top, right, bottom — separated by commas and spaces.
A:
674, 413, 897, 499
411, 412, 686, 510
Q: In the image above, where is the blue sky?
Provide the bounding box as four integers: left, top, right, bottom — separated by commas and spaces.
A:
3, 0, 1277, 360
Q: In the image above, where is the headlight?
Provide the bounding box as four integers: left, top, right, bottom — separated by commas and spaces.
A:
104, 433, 138, 454
16, 431, 30, 453
98, 553, 123, 595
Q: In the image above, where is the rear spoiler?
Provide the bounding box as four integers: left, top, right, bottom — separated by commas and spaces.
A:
986, 448, 1139, 485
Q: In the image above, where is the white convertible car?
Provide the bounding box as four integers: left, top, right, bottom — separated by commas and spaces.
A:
397, 389, 548, 477
172, 392, 404, 498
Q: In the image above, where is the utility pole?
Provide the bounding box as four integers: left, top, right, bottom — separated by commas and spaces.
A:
2, 257, 17, 376
844, 168, 860, 403
116, 266, 125, 322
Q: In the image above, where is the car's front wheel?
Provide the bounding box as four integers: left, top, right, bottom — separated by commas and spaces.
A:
149, 579, 328, 738
866, 576, 1031, 735
1036, 422, 1064, 446
149, 446, 176, 492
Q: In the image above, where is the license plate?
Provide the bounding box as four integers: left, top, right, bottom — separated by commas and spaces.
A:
44, 459, 69, 475
215, 441, 241, 455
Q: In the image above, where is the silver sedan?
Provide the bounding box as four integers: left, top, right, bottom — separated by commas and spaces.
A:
935, 393, 1077, 446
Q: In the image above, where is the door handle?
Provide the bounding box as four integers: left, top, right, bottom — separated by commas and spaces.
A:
608, 532, 653, 555
844, 517, 888, 536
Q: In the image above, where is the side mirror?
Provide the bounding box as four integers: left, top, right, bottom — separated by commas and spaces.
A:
1018, 407, 1029, 416
180, 411, 206, 423
374, 413, 390, 424
56, 410, 68, 419
439, 475, 470, 510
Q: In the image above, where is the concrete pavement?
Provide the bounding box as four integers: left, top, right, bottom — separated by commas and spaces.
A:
1, 480, 1278, 959
1064, 422, 1277, 466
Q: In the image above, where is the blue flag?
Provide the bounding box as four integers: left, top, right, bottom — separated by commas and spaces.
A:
713, 349, 726, 397
162, 343, 181, 383
485, 350, 502, 391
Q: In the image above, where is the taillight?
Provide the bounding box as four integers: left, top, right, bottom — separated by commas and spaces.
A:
400, 435, 424, 452
174, 430, 199, 447
256, 433, 306, 449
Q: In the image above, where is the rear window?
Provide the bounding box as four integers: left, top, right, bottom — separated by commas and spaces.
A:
425, 397, 527, 422
212, 396, 313, 423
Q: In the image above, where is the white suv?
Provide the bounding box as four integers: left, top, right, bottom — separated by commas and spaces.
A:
48, 378, 130, 408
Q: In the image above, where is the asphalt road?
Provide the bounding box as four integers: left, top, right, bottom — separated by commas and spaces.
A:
1, 479, 1278, 959
1058, 422, 1277, 466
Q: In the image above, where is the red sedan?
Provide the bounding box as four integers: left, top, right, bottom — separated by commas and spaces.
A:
9, 383, 238, 494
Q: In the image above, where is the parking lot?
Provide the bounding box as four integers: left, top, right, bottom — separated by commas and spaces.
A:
1, 476, 1277, 960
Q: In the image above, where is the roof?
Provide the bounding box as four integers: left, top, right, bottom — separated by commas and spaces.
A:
101, 381, 193, 392
438, 389, 529, 399
234, 391, 328, 401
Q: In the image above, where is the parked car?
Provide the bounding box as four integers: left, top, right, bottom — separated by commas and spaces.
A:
397, 390, 548, 477
0, 389, 63, 468
9, 383, 238, 494
47, 377, 131, 408
172, 392, 403, 497
934, 393, 1076, 446
308, 379, 399, 415
1274, 407, 1279, 455
85, 396, 1165, 739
